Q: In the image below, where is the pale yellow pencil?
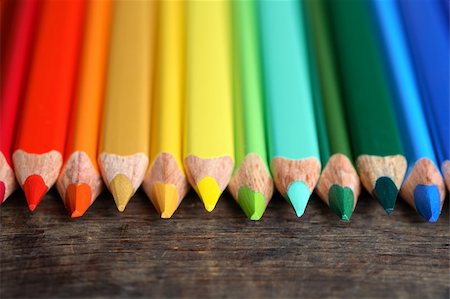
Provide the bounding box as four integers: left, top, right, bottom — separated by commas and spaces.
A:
99, 1, 156, 212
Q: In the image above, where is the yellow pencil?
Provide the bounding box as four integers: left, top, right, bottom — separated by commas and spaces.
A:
98, 1, 156, 212
184, 0, 234, 212
143, 0, 189, 218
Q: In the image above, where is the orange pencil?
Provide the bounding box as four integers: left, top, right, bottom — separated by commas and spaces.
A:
13, 0, 85, 211
56, 0, 112, 218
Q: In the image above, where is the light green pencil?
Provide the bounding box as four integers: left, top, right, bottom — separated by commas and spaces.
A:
228, 0, 274, 220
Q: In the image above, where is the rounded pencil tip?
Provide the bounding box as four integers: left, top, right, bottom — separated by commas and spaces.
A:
0, 181, 5, 204
287, 181, 311, 217
66, 184, 92, 218
23, 175, 48, 212
373, 176, 398, 215
329, 185, 354, 221
196, 176, 221, 212
110, 174, 134, 212
153, 183, 179, 219
414, 185, 441, 222
237, 186, 266, 221
71, 210, 83, 218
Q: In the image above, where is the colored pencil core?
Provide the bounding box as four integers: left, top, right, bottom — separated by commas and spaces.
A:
414, 185, 441, 222
23, 174, 47, 212
66, 183, 92, 219
196, 176, 221, 212
373, 176, 398, 214
328, 185, 354, 221
237, 186, 266, 221
153, 183, 179, 219
110, 174, 134, 212
287, 181, 311, 217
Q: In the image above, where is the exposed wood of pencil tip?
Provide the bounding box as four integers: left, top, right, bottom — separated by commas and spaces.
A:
143, 152, 190, 205
228, 153, 273, 202
56, 151, 103, 203
443, 161, 450, 191
356, 154, 407, 192
12, 150, 63, 187
0, 153, 17, 201
271, 157, 321, 196
184, 155, 233, 191
400, 158, 446, 206
98, 152, 149, 190
316, 153, 361, 205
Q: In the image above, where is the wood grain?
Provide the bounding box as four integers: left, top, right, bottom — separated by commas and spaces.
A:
1, 187, 448, 298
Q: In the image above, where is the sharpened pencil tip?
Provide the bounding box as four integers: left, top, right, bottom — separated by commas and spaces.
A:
110, 174, 134, 212
237, 186, 266, 221
66, 183, 92, 218
23, 175, 48, 212
196, 176, 221, 212
414, 185, 441, 222
153, 183, 179, 219
329, 185, 354, 221
71, 210, 83, 218
373, 176, 398, 215
0, 181, 5, 204
287, 181, 311, 217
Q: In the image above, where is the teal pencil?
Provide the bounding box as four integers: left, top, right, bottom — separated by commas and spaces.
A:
258, 0, 321, 217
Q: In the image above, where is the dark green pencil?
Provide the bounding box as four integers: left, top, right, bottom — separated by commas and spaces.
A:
305, 0, 361, 220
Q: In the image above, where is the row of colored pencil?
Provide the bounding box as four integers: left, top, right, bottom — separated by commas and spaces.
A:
0, 0, 448, 221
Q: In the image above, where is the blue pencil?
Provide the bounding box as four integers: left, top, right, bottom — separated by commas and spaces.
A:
399, 0, 450, 193
372, 1, 446, 221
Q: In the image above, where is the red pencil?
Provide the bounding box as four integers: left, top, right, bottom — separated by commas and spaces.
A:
0, 0, 40, 203
13, 0, 85, 211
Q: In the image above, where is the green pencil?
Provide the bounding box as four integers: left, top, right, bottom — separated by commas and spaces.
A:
228, 0, 274, 220
327, 0, 406, 214
305, 0, 361, 221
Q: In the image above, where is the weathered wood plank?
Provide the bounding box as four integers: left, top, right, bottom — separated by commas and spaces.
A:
1, 188, 448, 298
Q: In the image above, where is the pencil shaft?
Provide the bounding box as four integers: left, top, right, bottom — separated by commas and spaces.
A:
0, 0, 39, 165
372, 1, 437, 170
305, 0, 352, 160
65, 0, 112, 167
258, 0, 319, 161
231, 0, 268, 169
150, 0, 184, 171
327, 0, 403, 157
185, 0, 234, 159
15, 0, 85, 154
101, 1, 155, 156
399, 0, 449, 166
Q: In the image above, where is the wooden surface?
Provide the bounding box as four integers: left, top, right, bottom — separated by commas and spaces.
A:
1, 186, 449, 298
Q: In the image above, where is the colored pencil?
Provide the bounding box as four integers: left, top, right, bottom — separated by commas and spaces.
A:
12, 0, 85, 211
305, 0, 360, 221
143, 0, 189, 219
399, 0, 450, 193
184, 0, 234, 212
372, 0, 446, 221
228, 0, 274, 220
99, 1, 156, 212
56, 0, 112, 218
0, 0, 39, 203
258, 0, 321, 217
327, 0, 407, 214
